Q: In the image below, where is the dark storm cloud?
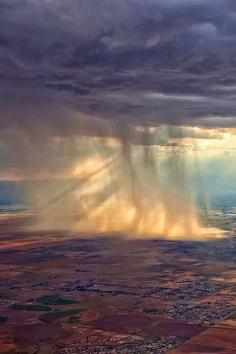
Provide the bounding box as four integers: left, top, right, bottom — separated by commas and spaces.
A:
0, 0, 236, 132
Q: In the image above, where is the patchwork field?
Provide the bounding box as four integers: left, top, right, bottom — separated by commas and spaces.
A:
0, 217, 236, 353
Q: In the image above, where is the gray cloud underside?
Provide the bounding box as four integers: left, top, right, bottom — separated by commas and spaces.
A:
0, 0, 236, 132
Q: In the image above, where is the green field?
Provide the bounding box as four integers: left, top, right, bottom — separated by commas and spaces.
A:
39, 307, 86, 323
11, 304, 51, 312
37, 295, 78, 305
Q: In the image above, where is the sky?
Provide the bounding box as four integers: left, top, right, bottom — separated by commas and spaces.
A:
0, 0, 236, 191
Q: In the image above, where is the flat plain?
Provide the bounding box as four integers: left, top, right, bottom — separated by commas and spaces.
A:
0, 217, 236, 353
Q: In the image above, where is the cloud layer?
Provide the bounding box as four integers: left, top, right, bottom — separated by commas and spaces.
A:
0, 0, 236, 132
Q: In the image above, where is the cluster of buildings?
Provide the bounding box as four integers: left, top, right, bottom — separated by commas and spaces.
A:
55, 337, 183, 354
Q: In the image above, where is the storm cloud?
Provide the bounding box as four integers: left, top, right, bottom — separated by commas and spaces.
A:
0, 1, 234, 239
0, 0, 236, 132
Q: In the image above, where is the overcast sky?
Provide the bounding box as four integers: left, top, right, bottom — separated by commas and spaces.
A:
0, 0, 236, 181
0, 0, 235, 129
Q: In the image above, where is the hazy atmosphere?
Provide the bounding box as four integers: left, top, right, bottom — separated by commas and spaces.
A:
1, 0, 236, 237
0, 1, 236, 353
